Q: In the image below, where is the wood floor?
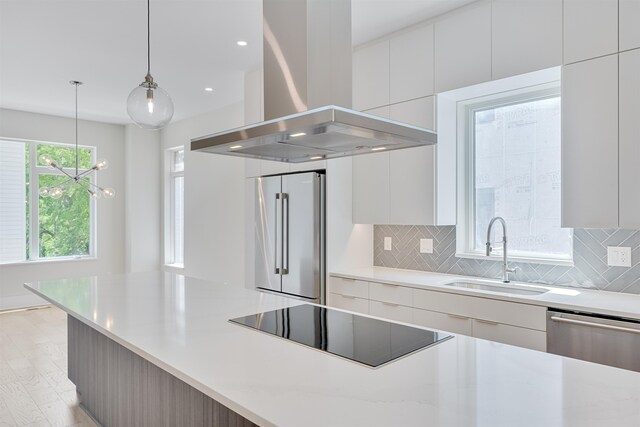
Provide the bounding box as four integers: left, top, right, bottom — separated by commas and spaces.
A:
0, 306, 98, 427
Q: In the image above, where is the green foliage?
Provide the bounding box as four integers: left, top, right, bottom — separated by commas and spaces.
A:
37, 144, 92, 169
38, 175, 90, 258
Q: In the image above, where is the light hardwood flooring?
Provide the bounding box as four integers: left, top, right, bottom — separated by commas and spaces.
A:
0, 306, 98, 427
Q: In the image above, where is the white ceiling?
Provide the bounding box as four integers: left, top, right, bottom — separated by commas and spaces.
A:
0, 0, 476, 125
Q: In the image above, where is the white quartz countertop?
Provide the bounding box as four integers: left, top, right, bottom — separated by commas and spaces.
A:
26, 272, 640, 427
331, 266, 640, 320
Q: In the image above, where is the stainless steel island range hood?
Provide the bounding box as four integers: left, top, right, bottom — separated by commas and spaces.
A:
191, 0, 437, 163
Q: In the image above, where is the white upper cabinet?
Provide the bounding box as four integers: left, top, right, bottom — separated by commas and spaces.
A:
562, 55, 619, 228
491, 0, 562, 79
620, 0, 640, 51
353, 40, 390, 111
389, 97, 436, 225
390, 24, 434, 104
353, 107, 390, 224
352, 152, 390, 224
563, 0, 618, 64
434, 2, 492, 93
619, 49, 640, 228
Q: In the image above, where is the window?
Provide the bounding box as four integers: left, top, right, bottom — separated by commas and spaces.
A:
0, 138, 96, 264
457, 81, 572, 264
165, 148, 184, 267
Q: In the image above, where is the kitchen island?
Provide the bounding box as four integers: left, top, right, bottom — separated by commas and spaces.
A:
26, 271, 640, 427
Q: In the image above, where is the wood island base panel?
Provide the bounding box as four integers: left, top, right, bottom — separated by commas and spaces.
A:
68, 315, 257, 427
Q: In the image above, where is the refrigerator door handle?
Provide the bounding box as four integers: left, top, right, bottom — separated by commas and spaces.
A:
274, 193, 281, 275
282, 193, 289, 275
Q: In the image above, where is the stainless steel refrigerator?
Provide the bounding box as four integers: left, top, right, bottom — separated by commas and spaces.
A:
254, 171, 325, 303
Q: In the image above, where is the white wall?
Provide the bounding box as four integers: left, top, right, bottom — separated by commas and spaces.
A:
0, 108, 126, 309
124, 124, 161, 273
160, 103, 246, 286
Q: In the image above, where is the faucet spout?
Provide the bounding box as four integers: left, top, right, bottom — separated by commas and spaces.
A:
485, 217, 516, 283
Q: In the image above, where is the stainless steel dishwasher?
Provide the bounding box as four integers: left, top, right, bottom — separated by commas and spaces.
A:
547, 309, 640, 372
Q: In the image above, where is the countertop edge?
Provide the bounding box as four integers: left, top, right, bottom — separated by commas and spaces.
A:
23, 282, 276, 427
329, 268, 640, 321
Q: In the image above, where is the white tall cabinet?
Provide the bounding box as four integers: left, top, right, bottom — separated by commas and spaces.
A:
561, 55, 619, 228
620, 0, 640, 51
619, 49, 640, 228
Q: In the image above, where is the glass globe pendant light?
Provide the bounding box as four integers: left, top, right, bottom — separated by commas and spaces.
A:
39, 81, 115, 200
127, 0, 173, 130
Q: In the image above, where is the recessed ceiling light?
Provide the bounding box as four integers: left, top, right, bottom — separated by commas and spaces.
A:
230, 145, 243, 150
237, 40, 248, 46
204, 87, 213, 92
309, 155, 323, 160
290, 132, 306, 137
371, 146, 386, 151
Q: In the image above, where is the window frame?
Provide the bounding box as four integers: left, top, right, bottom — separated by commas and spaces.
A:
164, 146, 184, 268
0, 137, 98, 265
455, 84, 573, 266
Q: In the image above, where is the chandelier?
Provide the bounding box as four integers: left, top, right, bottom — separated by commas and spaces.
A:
39, 81, 115, 200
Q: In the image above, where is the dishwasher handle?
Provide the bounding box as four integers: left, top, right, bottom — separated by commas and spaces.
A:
549, 315, 640, 335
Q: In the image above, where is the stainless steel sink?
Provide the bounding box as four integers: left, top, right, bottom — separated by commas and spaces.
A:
443, 281, 548, 296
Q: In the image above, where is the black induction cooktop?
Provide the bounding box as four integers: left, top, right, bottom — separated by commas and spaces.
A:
230, 304, 453, 368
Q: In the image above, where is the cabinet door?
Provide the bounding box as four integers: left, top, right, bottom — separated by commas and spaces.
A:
353, 40, 390, 111
562, 55, 619, 228
619, 49, 640, 228
352, 107, 391, 224
389, 97, 436, 225
328, 293, 369, 315
563, 0, 618, 64
491, 0, 562, 79
434, 2, 491, 93
260, 160, 291, 176
352, 152, 389, 224
620, 0, 640, 51
472, 320, 547, 352
412, 308, 473, 336
390, 24, 434, 104
369, 301, 413, 324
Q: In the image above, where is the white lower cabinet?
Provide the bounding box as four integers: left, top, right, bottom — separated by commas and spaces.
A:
327, 275, 548, 352
412, 308, 473, 335
369, 301, 413, 323
328, 293, 369, 315
472, 319, 547, 352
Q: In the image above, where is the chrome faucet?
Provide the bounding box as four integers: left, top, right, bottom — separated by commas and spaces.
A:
485, 217, 518, 283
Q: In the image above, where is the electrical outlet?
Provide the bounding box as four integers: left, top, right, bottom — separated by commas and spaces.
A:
384, 237, 392, 251
607, 246, 632, 267
420, 238, 433, 254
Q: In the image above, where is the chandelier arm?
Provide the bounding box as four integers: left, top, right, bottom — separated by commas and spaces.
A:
55, 177, 76, 190
76, 168, 97, 178
52, 165, 76, 179
86, 181, 104, 191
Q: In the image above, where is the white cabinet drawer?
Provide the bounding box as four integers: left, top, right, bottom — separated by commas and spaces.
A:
413, 288, 546, 331
412, 308, 472, 336
328, 293, 369, 315
328, 276, 369, 299
369, 282, 412, 306
369, 301, 413, 324
472, 320, 547, 352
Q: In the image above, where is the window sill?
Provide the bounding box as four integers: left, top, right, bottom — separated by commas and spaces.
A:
164, 263, 184, 273
0, 256, 97, 267
455, 252, 574, 267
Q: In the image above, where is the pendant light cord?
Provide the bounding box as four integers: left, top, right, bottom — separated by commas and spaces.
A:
147, 0, 151, 76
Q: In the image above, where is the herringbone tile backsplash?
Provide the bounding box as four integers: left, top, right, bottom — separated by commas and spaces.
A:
374, 225, 640, 294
